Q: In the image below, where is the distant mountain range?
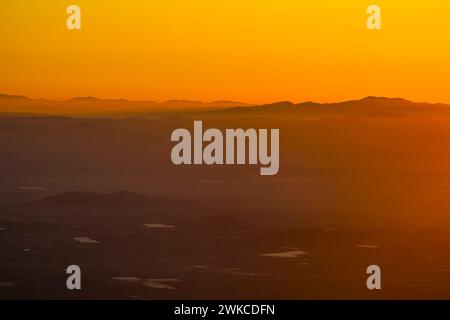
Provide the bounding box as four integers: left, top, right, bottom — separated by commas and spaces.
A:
0, 93, 449, 118
222, 96, 448, 113
216, 96, 450, 119
0, 93, 248, 115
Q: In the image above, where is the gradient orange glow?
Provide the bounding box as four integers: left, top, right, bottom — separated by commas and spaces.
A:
1, 0, 449, 103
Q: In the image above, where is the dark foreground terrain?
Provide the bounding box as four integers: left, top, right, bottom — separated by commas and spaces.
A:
0, 191, 449, 299
1, 96, 450, 299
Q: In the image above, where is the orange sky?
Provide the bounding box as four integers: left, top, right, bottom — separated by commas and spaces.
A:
1, 0, 449, 104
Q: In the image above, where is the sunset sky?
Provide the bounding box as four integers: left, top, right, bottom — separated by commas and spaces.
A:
1, 0, 449, 104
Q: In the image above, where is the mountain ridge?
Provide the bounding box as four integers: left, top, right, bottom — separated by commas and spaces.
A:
1, 93, 449, 117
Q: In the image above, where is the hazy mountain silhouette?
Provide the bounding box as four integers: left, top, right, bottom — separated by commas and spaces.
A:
218, 96, 450, 118
0, 93, 30, 101
0, 93, 248, 116
223, 101, 296, 114
1, 93, 450, 118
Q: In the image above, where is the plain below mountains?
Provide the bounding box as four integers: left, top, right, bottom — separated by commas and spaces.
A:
27, 191, 172, 207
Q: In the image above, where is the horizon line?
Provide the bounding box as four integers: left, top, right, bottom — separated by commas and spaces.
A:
2, 92, 449, 106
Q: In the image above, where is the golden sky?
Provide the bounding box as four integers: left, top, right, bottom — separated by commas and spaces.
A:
1, 0, 449, 104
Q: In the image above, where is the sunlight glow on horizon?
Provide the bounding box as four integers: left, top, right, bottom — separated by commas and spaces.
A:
1, 0, 450, 104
